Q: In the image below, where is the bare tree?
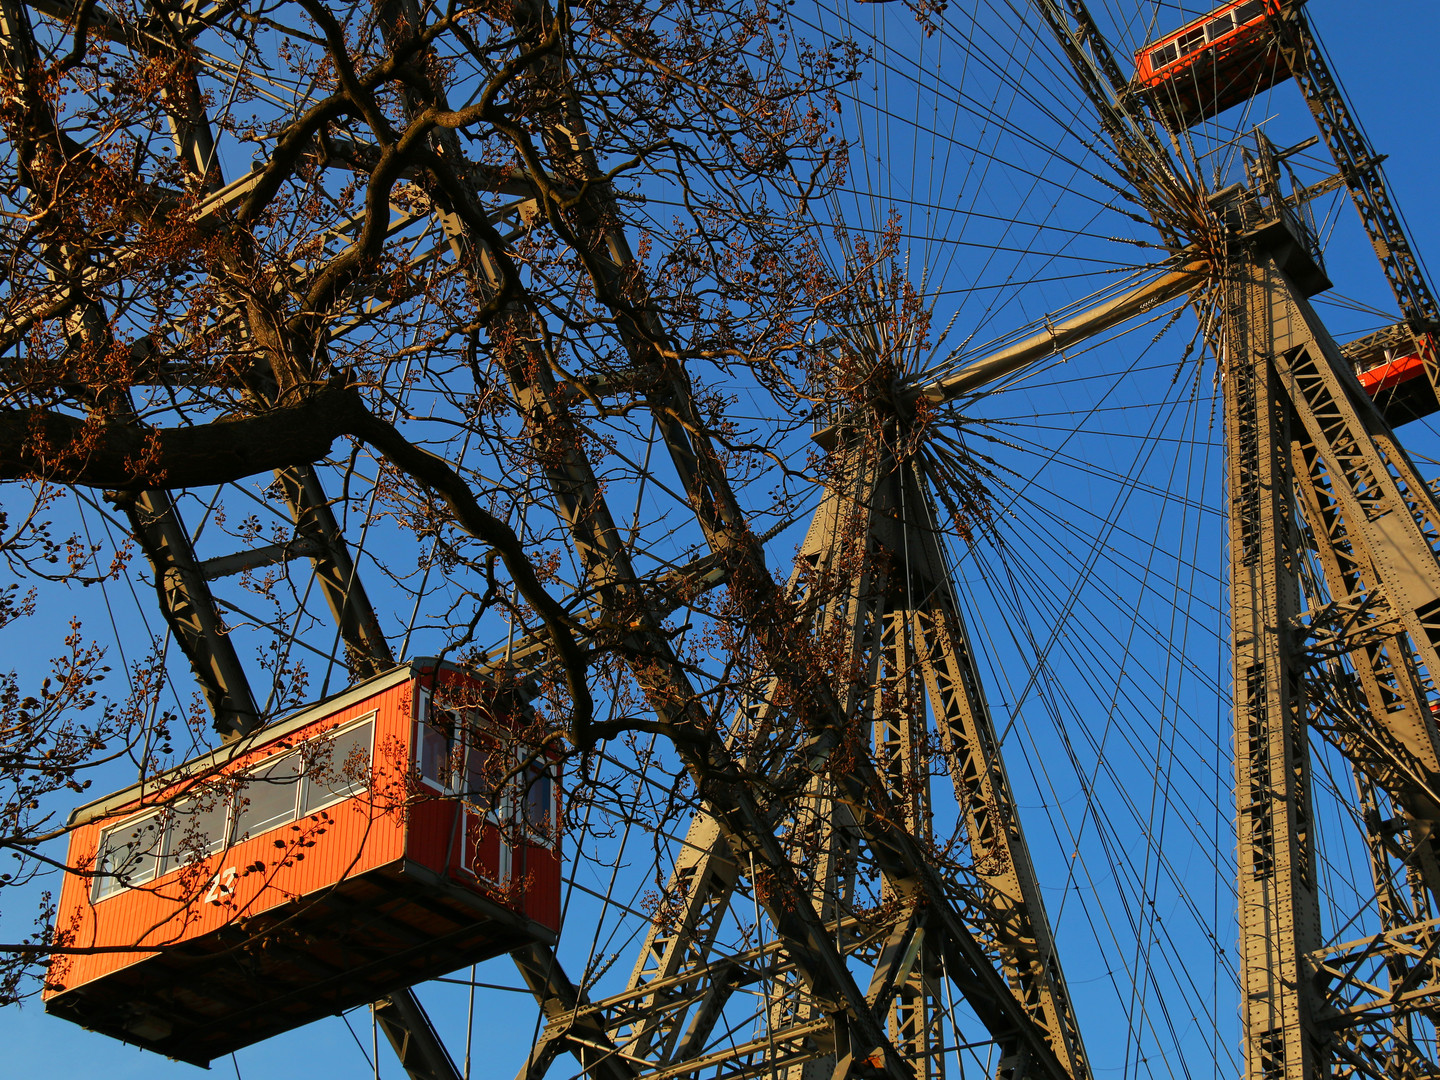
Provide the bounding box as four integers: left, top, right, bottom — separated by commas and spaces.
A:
0, 0, 870, 1001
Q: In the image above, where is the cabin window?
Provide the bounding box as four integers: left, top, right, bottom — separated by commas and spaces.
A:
92, 812, 164, 901
92, 717, 375, 900
415, 696, 555, 838
301, 721, 374, 813
418, 720, 451, 788
1150, 42, 1179, 70
236, 718, 375, 828
1207, 12, 1234, 40
1235, 0, 1267, 24
419, 705, 465, 791
163, 793, 230, 871
522, 758, 558, 844
232, 752, 301, 840
1177, 27, 1206, 55
462, 738, 501, 816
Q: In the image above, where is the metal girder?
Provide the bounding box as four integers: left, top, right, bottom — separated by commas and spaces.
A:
916, 260, 1208, 407
1289, 442, 1440, 855
526, 912, 959, 1080
1268, 4, 1440, 421
4, 0, 398, 729
500, 162, 1067, 1080
1223, 250, 1327, 1080
1350, 772, 1436, 937
1024, 0, 1148, 139
1042, 0, 1132, 98
137, 0, 398, 696
118, 488, 264, 735
272, 465, 393, 678
373, 993, 464, 1080
495, 342, 928, 1080
535, 433, 1090, 1080
1025, 0, 1189, 252
1271, 6, 1438, 330
862, 442, 1088, 1078
622, 814, 742, 1065
512, 944, 638, 1080
1308, 916, 1440, 1058
1272, 324, 1440, 795
1225, 238, 1440, 1078
615, 610, 822, 1065
790, 435, 1087, 1076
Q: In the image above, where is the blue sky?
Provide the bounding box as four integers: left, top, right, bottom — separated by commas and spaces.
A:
7, 1, 1440, 1077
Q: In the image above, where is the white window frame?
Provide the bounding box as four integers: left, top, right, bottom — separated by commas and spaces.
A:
92, 715, 375, 902
1206, 13, 1234, 41
91, 809, 165, 902
458, 727, 508, 824
297, 714, 377, 816
228, 746, 303, 843
417, 694, 496, 800
457, 726, 513, 884
412, 692, 558, 871
1235, 0, 1267, 26
1176, 26, 1206, 56
162, 789, 233, 873
517, 750, 560, 850
415, 689, 464, 794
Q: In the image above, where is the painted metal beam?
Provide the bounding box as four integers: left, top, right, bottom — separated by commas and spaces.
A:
918, 260, 1208, 405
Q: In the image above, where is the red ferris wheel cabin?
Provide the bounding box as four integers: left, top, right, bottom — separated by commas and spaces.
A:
1351, 331, 1440, 426
43, 659, 562, 1066
1130, 0, 1302, 130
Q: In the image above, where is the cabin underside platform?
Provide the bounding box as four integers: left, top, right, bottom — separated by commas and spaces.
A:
44, 860, 552, 1067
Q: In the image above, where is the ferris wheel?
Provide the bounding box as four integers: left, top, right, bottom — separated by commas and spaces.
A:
2, 1, 1438, 1079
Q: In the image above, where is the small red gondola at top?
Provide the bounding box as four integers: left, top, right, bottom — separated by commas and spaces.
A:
43, 659, 561, 1067
1130, 0, 1302, 130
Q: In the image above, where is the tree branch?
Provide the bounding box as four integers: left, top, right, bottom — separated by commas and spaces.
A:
0, 388, 597, 743
0, 392, 358, 489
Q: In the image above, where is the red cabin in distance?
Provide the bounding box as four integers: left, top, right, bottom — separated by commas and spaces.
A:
1353, 332, 1440, 426
43, 659, 561, 1067
1359, 352, 1426, 397
1130, 0, 1302, 130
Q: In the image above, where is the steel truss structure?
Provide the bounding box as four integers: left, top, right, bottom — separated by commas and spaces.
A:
521, 429, 1091, 1080
1222, 248, 1440, 1080
5, 0, 1440, 1078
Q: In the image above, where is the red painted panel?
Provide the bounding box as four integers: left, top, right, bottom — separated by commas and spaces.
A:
407, 665, 563, 933
464, 811, 506, 883
405, 797, 460, 873
1360, 353, 1426, 395
515, 840, 563, 932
